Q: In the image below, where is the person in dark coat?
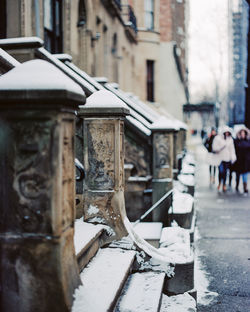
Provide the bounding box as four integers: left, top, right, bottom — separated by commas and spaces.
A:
234, 127, 250, 193
204, 128, 217, 184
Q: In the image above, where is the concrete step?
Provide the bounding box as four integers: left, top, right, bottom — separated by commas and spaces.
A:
160, 293, 197, 311
115, 271, 165, 312
133, 222, 163, 248
74, 219, 104, 271
72, 248, 136, 312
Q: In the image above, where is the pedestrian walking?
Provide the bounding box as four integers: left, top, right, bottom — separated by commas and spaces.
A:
233, 126, 250, 193
212, 126, 236, 192
204, 127, 217, 184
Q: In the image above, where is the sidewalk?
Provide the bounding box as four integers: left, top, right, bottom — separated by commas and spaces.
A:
193, 141, 250, 311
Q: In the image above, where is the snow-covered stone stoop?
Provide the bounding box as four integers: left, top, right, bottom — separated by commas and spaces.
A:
71, 152, 197, 311
159, 152, 197, 298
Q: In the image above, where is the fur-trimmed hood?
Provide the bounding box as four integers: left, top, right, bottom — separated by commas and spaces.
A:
236, 126, 250, 140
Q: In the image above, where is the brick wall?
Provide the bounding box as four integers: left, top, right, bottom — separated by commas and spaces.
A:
160, 0, 172, 42
160, 0, 187, 84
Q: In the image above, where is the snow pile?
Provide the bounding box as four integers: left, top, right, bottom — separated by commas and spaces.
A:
173, 180, 188, 193
183, 153, 196, 166
109, 235, 135, 250
87, 204, 99, 215
160, 226, 190, 247
135, 250, 175, 276
181, 162, 195, 175
195, 229, 219, 306
160, 293, 197, 311
159, 243, 193, 264
133, 222, 163, 240
159, 226, 193, 264
124, 219, 174, 276
170, 189, 194, 214
178, 174, 195, 186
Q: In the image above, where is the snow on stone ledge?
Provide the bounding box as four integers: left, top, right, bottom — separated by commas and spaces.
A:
178, 174, 195, 186
170, 189, 194, 214
160, 226, 190, 247
126, 115, 151, 136
181, 163, 195, 175
160, 293, 197, 311
183, 152, 196, 166
133, 222, 163, 240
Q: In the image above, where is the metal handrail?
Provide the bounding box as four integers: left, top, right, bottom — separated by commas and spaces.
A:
133, 189, 173, 226
75, 158, 85, 182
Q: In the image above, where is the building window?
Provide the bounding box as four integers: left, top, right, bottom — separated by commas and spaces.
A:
147, 60, 154, 102
145, 0, 154, 30
0, 0, 6, 39
78, 0, 87, 27
44, 0, 63, 53
111, 33, 117, 55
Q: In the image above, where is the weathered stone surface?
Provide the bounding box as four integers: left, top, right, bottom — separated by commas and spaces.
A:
124, 135, 150, 177
0, 229, 79, 312
79, 91, 130, 241
0, 112, 75, 236
125, 178, 152, 222
0, 60, 84, 312
84, 119, 116, 190
153, 132, 173, 179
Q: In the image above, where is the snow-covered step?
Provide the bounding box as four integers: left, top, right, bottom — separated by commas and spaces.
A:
74, 219, 104, 270
72, 248, 136, 312
160, 293, 196, 312
133, 222, 163, 248
115, 272, 165, 312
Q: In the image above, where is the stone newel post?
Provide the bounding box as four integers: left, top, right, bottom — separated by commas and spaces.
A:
151, 117, 176, 223
78, 91, 130, 240
0, 60, 85, 312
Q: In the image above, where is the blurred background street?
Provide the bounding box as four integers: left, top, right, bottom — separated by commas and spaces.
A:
191, 139, 250, 311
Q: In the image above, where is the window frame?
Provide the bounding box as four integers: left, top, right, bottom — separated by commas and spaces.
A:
44, 0, 63, 53
146, 60, 154, 102
144, 0, 154, 30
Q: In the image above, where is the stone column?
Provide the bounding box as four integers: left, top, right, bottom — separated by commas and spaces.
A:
0, 60, 85, 312
78, 90, 130, 241
151, 117, 175, 223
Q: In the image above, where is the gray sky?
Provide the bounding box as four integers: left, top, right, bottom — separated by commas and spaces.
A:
188, 0, 229, 103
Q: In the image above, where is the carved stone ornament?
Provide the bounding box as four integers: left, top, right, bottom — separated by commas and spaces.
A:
154, 133, 170, 168
85, 120, 115, 190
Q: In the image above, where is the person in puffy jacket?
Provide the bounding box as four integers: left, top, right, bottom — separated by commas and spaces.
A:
212, 126, 236, 192
233, 127, 250, 193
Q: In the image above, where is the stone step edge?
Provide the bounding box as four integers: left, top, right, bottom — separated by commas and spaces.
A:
115, 271, 165, 312
73, 248, 136, 312
74, 219, 104, 260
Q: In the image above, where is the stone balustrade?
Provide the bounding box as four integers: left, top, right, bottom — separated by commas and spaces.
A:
0, 59, 85, 312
